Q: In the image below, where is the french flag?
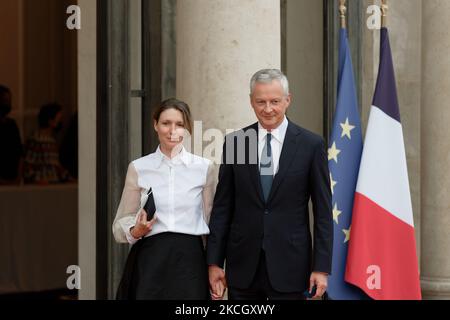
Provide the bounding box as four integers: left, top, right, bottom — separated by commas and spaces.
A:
345, 28, 421, 300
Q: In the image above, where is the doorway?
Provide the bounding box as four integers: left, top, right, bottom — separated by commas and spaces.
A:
96, 0, 177, 299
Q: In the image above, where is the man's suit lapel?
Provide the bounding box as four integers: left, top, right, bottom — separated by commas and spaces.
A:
267, 121, 301, 203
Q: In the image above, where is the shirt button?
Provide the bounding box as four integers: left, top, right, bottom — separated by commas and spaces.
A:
264, 210, 269, 215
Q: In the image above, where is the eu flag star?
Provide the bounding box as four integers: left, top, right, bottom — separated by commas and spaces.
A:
333, 203, 342, 225
330, 173, 337, 195
328, 142, 341, 163
343, 227, 351, 243
340, 118, 356, 140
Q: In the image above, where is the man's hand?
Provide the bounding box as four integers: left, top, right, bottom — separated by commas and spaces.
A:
309, 272, 328, 299
208, 265, 227, 300
130, 209, 157, 239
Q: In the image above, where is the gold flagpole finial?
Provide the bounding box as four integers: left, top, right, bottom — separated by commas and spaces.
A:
339, 0, 347, 29
381, 0, 388, 27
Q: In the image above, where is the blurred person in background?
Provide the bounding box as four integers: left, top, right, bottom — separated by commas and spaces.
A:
0, 85, 23, 185
23, 102, 70, 185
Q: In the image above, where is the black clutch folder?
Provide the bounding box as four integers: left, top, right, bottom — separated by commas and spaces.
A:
143, 188, 156, 221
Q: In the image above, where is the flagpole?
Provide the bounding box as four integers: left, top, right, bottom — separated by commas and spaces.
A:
339, 0, 347, 29
381, 0, 388, 28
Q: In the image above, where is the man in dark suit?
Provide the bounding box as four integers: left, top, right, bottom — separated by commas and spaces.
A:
206, 69, 333, 300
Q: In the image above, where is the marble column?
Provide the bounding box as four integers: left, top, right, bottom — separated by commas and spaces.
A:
420, 0, 450, 300
176, 0, 281, 137
78, 0, 97, 300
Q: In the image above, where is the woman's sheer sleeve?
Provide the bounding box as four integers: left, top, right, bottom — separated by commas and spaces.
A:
112, 163, 141, 244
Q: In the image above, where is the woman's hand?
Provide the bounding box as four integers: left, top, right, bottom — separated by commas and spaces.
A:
209, 265, 227, 300
130, 209, 157, 239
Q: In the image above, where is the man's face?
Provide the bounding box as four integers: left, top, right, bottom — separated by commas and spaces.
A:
250, 80, 291, 130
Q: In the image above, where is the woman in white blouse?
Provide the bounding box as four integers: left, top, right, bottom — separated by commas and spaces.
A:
113, 99, 215, 300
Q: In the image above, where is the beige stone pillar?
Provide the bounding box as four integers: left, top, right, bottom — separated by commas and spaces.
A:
421, 0, 450, 300
78, 0, 97, 300
176, 0, 281, 135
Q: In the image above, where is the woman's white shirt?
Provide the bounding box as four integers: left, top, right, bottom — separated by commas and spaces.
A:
112, 147, 216, 245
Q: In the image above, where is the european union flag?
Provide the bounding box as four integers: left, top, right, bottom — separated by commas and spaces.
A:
327, 28, 367, 300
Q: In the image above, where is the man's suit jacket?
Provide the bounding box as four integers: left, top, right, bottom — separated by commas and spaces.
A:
206, 120, 333, 293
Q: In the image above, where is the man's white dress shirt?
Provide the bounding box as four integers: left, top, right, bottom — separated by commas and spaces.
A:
258, 116, 289, 175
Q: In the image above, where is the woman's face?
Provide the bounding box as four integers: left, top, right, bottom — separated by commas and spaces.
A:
154, 108, 186, 151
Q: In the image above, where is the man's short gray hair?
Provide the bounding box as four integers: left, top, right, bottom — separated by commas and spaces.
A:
250, 69, 290, 96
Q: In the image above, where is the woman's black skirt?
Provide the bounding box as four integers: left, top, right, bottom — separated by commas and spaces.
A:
116, 232, 209, 300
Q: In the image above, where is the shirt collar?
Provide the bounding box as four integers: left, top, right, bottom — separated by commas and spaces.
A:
154, 145, 191, 168
258, 116, 288, 143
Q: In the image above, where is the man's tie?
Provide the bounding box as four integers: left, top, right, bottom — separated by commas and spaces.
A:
260, 133, 274, 202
